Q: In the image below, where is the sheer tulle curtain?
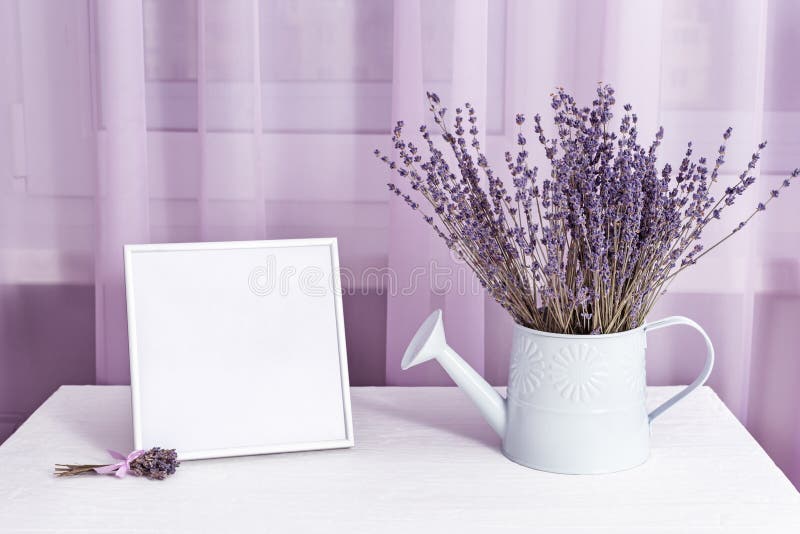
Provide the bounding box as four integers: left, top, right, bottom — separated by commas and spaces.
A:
94, 0, 269, 384
1, 0, 799, 485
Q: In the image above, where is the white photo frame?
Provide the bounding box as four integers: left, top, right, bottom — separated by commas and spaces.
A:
124, 238, 353, 461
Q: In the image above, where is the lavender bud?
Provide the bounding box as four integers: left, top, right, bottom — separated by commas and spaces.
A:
129, 447, 179, 481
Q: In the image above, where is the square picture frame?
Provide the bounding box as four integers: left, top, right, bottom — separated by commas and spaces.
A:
124, 238, 353, 460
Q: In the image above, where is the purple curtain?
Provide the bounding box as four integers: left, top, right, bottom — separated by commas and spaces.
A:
1, 0, 799, 486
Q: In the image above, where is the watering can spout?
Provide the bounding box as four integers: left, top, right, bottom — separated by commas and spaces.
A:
401, 310, 507, 437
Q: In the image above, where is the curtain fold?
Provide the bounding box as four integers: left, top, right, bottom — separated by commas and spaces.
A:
732, 0, 769, 424
385, 0, 490, 385
441, 0, 488, 383
385, 0, 429, 385
94, 0, 150, 385
1, 0, 799, 486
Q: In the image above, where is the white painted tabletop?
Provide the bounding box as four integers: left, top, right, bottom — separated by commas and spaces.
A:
1, 386, 799, 533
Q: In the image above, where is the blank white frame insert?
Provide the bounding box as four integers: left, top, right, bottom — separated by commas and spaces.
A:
124, 238, 353, 461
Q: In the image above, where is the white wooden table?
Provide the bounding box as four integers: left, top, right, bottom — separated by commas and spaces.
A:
1, 386, 799, 533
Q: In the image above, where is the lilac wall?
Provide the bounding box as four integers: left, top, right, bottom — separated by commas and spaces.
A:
0, 285, 95, 440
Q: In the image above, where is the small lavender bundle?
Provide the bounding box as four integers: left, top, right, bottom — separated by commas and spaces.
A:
375, 85, 797, 335
55, 447, 179, 480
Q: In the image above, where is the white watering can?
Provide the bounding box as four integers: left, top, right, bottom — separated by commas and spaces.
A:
402, 310, 714, 474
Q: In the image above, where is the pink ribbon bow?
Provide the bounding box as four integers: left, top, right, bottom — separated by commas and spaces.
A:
93, 449, 145, 478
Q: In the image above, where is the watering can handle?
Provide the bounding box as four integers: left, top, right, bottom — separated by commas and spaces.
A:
644, 316, 715, 423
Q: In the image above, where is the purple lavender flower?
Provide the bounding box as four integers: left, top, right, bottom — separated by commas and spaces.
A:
375, 85, 797, 334
129, 447, 180, 480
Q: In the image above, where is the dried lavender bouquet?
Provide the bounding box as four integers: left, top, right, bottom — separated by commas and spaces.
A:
55, 447, 179, 480
376, 85, 797, 335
